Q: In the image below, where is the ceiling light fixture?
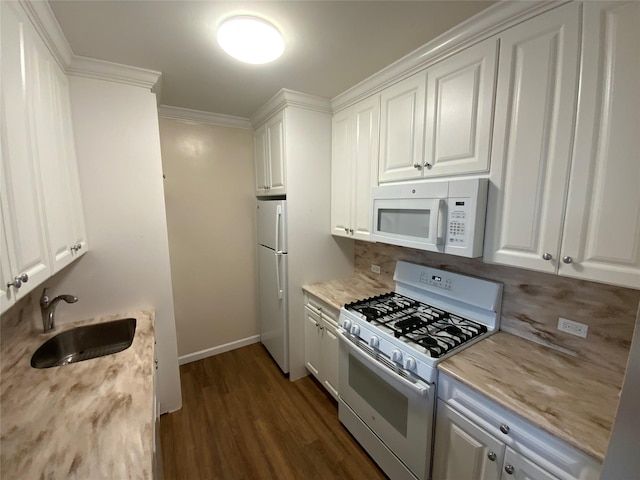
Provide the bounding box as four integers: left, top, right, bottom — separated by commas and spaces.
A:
217, 16, 285, 65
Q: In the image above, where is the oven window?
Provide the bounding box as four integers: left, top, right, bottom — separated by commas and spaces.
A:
378, 209, 430, 238
348, 354, 408, 437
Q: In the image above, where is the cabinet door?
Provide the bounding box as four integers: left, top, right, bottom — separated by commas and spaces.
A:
330, 108, 352, 237
266, 111, 286, 195
0, 209, 15, 314
483, 3, 581, 273
55, 67, 88, 256
433, 401, 504, 480
320, 314, 339, 400
560, 1, 640, 289
378, 72, 426, 183
29, 31, 76, 273
352, 96, 380, 240
0, 1, 51, 299
254, 125, 268, 194
502, 447, 559, 480
303, 306, 321, 378
424, 38, 498, 178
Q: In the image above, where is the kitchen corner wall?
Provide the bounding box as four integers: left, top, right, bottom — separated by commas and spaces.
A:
355, 241, 640, 375
45, 77, 182, 414
157, 118, 258, 361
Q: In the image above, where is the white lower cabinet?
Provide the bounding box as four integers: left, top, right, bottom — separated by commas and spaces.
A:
432, 374, 601, 480
303, 294, 339, 400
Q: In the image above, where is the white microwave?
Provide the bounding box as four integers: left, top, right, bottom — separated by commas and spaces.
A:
371, 178, 488, 258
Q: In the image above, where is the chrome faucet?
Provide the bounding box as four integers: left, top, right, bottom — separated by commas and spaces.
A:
40, 288, 78, 332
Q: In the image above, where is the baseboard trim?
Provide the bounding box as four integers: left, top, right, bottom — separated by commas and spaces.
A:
178, 335, 261, 365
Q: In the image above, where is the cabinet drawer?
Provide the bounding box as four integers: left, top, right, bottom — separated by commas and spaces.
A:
304, 293, 339, 326
438, 373, 601, 480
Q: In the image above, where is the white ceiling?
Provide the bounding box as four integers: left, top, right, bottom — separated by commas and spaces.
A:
49, 1, 495, 118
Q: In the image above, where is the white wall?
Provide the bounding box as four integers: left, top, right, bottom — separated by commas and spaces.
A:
158, 118, 258, 360
46, 76, 182, 413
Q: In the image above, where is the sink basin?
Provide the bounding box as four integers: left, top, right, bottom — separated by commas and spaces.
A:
31, 318, 136, 369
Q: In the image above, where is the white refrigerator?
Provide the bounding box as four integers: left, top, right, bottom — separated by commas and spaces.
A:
257, 199, 289, 374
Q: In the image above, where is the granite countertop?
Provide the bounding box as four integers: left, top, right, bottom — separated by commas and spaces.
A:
438, 332, 624, 462
0, 309, 155, 479
302, 272, 393, 310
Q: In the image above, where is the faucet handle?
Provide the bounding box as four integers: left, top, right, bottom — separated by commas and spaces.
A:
40, 288, 51, 308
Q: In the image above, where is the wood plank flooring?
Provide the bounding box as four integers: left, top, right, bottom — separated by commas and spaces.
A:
160, 343, 388, 480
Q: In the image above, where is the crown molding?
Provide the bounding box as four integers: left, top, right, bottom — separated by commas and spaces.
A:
158, 105, 252, 130
250, 89, 332, 127
18, 0, 162, 92
67, 56, 161, 90
331, 0, 570, 112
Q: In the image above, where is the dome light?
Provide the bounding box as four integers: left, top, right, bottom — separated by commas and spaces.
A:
217, 16, 285, 64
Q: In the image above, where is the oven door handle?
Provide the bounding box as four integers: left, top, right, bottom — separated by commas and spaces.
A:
337, 329, 430, 397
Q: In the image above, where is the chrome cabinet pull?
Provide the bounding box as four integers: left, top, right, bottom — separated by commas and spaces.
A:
504, 464, 514, 475
413, 163, 422, 170
500, 424, 510, 434
562, 256, 573, 264
7, 273, 28, 289
349, 228, 354, 234
424, 162, 433, 169
487, 451, 496, 461
542, 252, 552, 260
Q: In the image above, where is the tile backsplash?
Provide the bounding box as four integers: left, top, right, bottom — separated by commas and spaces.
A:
355, 241, 640, 375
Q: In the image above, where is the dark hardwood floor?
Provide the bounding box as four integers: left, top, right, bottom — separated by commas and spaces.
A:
160, 343, 388, 480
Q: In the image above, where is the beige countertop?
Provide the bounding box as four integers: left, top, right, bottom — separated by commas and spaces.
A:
0, 309, 155, 479
438, 332, 624, 462
302, 272, 393, 310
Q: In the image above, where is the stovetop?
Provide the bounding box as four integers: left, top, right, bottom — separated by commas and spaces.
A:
344, 292, 488, 359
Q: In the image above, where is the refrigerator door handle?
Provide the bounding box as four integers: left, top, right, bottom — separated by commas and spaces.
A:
275, 204, 282, 254
275, 252, 283, 299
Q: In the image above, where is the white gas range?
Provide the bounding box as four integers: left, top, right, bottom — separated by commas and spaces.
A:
337, 261, 502, 480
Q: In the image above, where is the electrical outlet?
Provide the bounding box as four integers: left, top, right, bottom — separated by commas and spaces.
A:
371, 264, 381, 274
557, 317, 588, 338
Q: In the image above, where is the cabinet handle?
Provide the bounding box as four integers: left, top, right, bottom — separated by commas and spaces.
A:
542, 253, 552, 261
487, 451, 496, 462
7, 273, 29, 289
154, 359, 158, 370
424, 162, 433, 170
344, 227, 349, 234
349, 229, 354, 234
500, 424, 510, 434
413, 163, 423, 170
504, 464, 514, 475
562, 256, 573, 264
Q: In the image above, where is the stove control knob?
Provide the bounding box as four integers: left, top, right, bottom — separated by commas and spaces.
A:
369, 336, 380, 349
391, 350, 403, 364
350, 325, 360, 336
342, 319, 352, 332
405, 357, 417, 371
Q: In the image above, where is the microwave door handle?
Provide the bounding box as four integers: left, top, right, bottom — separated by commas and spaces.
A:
428, 199, 443, 245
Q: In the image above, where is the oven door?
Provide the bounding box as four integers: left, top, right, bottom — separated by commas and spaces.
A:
337, 330, 434, 480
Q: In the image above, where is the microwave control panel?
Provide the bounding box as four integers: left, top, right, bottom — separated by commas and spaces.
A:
447, 198, 471, 247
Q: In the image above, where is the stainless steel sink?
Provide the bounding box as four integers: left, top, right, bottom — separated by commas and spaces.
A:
31, 318, 136, 369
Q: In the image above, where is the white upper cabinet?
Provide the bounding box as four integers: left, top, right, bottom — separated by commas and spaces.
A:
424, 38, 498, 178
0, 1, 52, 307
1, 0, 89, 313
378, 72, 426, 183
484, 1, 639, 290
559, 1, 640, 288
483, 3, 581, 274
378, 38, 497, 184
254, 110, 286, 196
29, 28, 87, 274
331, 95, 380, 240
